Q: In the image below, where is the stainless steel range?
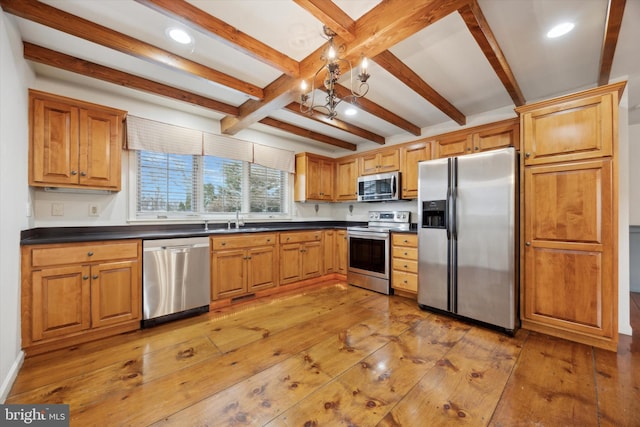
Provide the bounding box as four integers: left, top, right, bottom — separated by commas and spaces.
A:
347, 210, 411, 294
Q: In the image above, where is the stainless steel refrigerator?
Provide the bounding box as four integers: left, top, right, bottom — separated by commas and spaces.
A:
417, 147, 518, 333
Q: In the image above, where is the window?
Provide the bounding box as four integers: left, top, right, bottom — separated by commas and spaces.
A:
135, 150, 289, 218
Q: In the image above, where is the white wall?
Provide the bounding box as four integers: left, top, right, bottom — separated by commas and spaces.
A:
0, 12, 34, 402
618, 88, 632, 334
629, 124, 640, 292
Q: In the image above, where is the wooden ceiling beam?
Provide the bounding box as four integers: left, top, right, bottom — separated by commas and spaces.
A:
22, 42, 239, 116
284, 102, 385, 144
222, 0, 465, 135
0, 0, 263, 99
333, 84, 422, 136
598, 0, 626, 86
136, 0, 299, 78
373, 50, 466, 126
458, 1, 525, 107
293, 0, 356, 42
258, 117, 357, 151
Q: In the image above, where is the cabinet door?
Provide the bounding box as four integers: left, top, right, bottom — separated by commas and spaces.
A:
212, 249, 247, 299
32, 265, 91, 341
521, 93, 613, 165
79, 108, 121, 189
434, 134, 472, 158
280, 243, 302, 285
378, 148, 400, 173
336, 230, 348, 274
360, 152, 380, 175
523, 159, 615, 342
473, 122, 518, 153
302, 240, 323, 279
335, 158, 358, 201
320, 160, 334, 200
31, 97, 79, 186
247, 246, 277, 292
91, 260, 140, 328
401, 142, 431, 199
323, 230, 336, 274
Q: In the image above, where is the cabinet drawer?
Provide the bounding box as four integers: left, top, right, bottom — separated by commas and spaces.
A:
392, 258, 418, 273
31, 241, 139, 267
392, 233, 417, 247
279, 231, 323, 244
392, 246, 418, 260
392, 271, 418, 293
212, 233, 276, 250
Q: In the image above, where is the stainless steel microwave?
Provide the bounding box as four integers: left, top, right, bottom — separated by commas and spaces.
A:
357, 171, 400, 202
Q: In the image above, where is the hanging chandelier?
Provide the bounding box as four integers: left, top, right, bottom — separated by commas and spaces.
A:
299, 26, 370, 120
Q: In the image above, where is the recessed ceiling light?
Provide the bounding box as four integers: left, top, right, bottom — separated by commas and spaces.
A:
345, 108, 357, 116
546, 22, 575, 39
167, 27, 193, 45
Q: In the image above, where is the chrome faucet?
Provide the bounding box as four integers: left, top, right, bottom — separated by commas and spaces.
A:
234, 211, 245, 229
204, 220, 209, 231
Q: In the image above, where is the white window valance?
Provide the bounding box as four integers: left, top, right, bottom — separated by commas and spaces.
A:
125, 115, 202, 155
253, 143, 295, 173
126, 115, 295, 173
203, 132, 253, 162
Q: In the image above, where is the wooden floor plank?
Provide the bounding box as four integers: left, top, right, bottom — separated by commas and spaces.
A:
267, 315, 472, 426
68, 301, 378, 425
7, 285, 639, 426
488, 332, 599, 426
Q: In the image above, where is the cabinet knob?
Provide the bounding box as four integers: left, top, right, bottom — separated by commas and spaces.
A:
525, 152, 531, 158
70, 170, 78, 176
247, 256, 252, 260
87, 251, 94, 256
467, 147, 471, 151
221, 242, 226, 246
474, 147, 479, 151
83, 275, 89, 280
525, 242, 531, 246
266, 239, 271, 242
404, 264, 408, 268
92, 275, 98, 280
80, 171, 87, 177
404, 252, 408, 256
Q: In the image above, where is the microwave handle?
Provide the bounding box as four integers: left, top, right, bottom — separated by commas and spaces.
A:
391, 175, 397, 198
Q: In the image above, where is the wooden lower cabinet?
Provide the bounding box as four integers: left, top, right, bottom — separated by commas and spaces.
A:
22, 240, 141, 355
279, 231, 323, 285
391, 233, 418, 297
211, 233, 277, 300
336, 230, 348, 274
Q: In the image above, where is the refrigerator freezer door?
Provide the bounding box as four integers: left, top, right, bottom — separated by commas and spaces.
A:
417, 158, 450, 311
455, 148, 516, 330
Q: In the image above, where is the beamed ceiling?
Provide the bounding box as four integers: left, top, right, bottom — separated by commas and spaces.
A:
2, 0, 639, 154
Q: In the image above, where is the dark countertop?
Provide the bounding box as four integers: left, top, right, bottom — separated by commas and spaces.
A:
20, 221, 370, 245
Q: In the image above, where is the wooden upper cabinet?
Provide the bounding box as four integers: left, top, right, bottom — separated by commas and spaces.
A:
473, 121, 519, 153
335, 156, 358, 201
400, 141, 431, 199
29, 90, 125, 191
359, 147, 400, 175
517, 85, 622, 165
294, 153, 334, 201
433, 133, 472, 158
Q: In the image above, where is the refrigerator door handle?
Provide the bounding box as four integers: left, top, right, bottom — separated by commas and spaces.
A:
446, 187, 452, 241
451, 187, 457, 240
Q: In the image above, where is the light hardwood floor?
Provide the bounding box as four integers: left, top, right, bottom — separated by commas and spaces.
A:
7, 282, 640, 426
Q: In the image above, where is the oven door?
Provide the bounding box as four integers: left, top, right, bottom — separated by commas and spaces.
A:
347, 229, 390, 280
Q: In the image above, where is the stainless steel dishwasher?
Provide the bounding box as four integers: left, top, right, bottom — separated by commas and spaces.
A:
142, 237, 210, 327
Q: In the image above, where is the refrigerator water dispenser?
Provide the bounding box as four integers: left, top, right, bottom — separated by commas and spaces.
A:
422, 200, 447, 228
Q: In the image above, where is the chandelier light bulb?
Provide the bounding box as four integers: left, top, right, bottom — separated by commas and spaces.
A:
300, 80, 308, 92
361, 57, 368, 74
328, 45, 336, 60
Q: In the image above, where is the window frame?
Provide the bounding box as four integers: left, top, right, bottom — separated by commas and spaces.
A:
127, 151, 292, 222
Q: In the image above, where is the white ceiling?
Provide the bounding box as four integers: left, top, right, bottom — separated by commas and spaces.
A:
6, 0, 640, 153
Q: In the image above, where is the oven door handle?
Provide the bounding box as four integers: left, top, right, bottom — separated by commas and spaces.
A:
347, 231, 389, 240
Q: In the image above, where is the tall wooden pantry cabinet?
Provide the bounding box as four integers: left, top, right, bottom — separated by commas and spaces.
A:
516, 81, 626, 351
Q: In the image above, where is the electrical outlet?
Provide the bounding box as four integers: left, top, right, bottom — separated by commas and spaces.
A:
51, 202, 64, 216
89, 204, 100, 217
